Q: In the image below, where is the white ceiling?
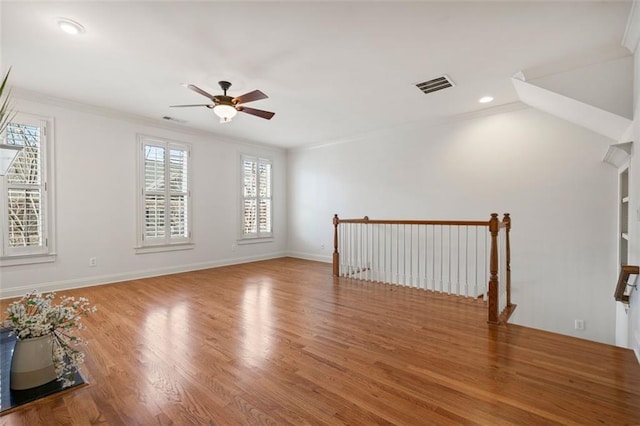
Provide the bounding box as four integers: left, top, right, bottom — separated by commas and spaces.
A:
0, 1, 634, 148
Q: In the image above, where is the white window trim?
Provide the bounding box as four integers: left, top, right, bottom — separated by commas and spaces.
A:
0, 113, 56, 266
135, 134, 193, 254
134, 243, 194, 255
0, 253, 57, 267
239, 154, 273, 242
237, 237, 274, 245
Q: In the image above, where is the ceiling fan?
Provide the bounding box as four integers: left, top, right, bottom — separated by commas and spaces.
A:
171, 81, 275, 124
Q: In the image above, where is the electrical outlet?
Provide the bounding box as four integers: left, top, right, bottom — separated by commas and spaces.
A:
231, 245, 237, 252
89, 257, 97, 267
574, 319, 585, 330
321, 244, 325, 250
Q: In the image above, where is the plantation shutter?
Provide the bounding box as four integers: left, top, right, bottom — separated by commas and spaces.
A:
140, 137, 190, 246
241, 155, 272, 238
144, 144, 166, 240
258, 160, 271, 234
169, 148, 188, 238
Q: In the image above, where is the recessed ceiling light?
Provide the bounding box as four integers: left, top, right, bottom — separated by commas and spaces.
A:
478, 96, 494, 104
57, 18, 85, 35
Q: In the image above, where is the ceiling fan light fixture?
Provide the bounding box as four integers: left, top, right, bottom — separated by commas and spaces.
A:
57, 18, 85, 35
174, 82, 274, 122
213, 104, 237, 120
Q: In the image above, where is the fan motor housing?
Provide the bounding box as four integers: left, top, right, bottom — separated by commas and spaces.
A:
215, 95, 235, 106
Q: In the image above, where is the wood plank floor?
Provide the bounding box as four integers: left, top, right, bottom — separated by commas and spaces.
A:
1, 257, 639, 425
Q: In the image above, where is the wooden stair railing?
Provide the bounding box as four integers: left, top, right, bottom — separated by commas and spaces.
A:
614, 265, 639, 304
333, 213, 515, 324
489, 213, 516, 324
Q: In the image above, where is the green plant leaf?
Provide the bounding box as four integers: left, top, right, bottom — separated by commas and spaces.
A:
0, 67, 15, 135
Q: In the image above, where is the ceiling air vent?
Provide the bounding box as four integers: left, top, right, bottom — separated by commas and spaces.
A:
416, 75, 455, 94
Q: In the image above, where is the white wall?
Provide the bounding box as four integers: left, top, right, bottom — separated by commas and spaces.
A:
0, 94, 287, 297
287, 107, 618, 344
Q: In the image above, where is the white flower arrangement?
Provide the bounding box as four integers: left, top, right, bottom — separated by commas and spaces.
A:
4, 291, 97, 388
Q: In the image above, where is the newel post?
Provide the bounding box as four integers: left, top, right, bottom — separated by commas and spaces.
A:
488, 213, 499, 324
503, 213, 511, 308
333, 214, 340, 277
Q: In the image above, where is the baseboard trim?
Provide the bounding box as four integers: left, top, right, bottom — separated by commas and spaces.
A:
286, 251, 332, 263
0, 252, 287, 299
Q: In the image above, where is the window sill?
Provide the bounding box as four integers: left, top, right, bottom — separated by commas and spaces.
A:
237, 237, 274, 245
135, 243, 194, 254
0, 253, 57, 267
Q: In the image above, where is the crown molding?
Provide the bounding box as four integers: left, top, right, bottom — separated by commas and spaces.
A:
11, 87, 285, 153
290, 101, 528, 153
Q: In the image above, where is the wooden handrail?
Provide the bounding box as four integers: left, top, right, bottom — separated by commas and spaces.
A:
336, 217, 490, 226
614, 265, 639, 303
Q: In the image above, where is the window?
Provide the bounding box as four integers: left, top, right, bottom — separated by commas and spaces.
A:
137, 135, 191, 251
1, 114, 55, 264
241, 155, 272, 239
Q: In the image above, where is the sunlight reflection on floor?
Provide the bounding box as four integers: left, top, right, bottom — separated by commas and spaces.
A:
142, 303, 189, 405
241, 281, 273, 367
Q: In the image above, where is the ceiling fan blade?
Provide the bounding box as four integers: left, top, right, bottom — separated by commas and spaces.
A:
184, 84, 217, 101
237, 106, 275, 120
233, 90, 268, 105
170, 104, 213, 108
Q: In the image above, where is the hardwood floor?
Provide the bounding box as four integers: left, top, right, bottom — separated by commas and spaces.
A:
1, 257, 639, 425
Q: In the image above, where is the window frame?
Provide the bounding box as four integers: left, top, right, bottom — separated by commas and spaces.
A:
136, 134, 193, 253
239, 154, 273, 242
0, 113, 56, 266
